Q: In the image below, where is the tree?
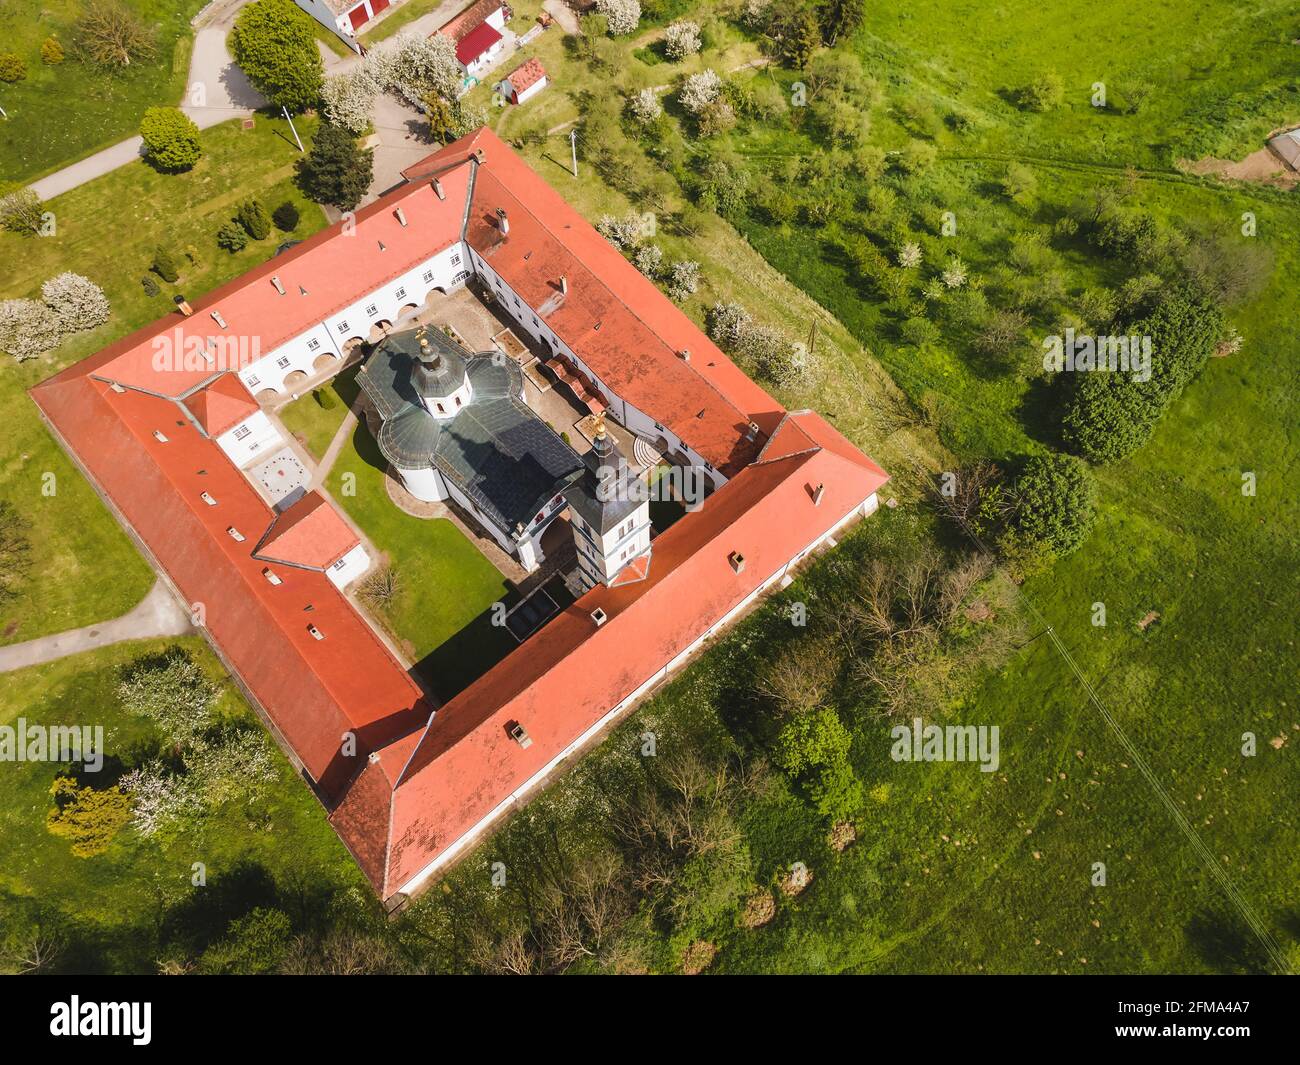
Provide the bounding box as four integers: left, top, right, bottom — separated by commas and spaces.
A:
595, 0, 640, 36
422, 91, 457, 143
1007, 453, 1095, 557
1001, 162, 1038, 205
815, 0, 865, 46
0, 299, 62, 360
41, 36, 65, 64
200, 908, 294, 975
1017, 71, 1064, 112
217, 221, 249, 252
272, 201, 300, 231
769, 6, 821, 69
0, 186, 46, 235
321, 68, 379, 135
663, 20, 702, 60
296, 122, 374, 212
0, 501, 31, 604
230, 0, 324, 113
140, 107, 202, 172
385, 32, 461, 110
629, 86, 662, 125
774, 707, 862, 820
152, 246, 180, 283
679, 69, 723, 116
74, 0, 156, 67
236, 198, 272, 240
0, 53, 26, 82
117, 649, 219, 748
46, 777, 132, 857
41, 273, 110, 332
666, 260, 700, 301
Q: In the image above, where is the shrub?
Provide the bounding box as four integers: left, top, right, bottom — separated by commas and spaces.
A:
1001, 162, 1037, 204
0, 53, 26, 82
595, 0, 640, 35
151, 246, 180, 283
74, 0, 156, 67
663, 20, 702, 60
142, 276, 160, 296
140, 107, 202, 172
629, 86, 663, 125
666, 259, 700, 301
46, 778, 132, 857
41, 273, 111, 332
272, 201, 300, 232
633, 243, 664, 279
679, 69, 723, 116
897, 241, 922, 269
217, 222, 249, 252
313, 387, 338, 409
236, 198, 273, 240
41, 37, 65, 65
0, 299, 63, 361
1007, 453, 1095, 557
1017, 71, 1064, 112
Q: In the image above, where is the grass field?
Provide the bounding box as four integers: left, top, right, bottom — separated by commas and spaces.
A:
0, 115, 328, 645
0, 637, 365, 973
0, 0, 207, 183
278, 367, 357, 461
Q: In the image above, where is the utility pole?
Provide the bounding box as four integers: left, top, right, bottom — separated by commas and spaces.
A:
282, 105, 304, 152
569, 128, 578, 178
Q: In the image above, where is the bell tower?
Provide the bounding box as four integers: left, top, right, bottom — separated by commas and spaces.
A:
565, 414, 652, 591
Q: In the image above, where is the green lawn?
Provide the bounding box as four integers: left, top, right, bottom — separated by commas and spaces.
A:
324, 415, 515, 699
0, 0, 207, 183
0, 115, 329, 645
0, 638, 365, 973
278, 367, 358, 461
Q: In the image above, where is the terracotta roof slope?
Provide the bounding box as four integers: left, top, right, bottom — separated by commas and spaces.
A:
183, 373, 259, 437
254, 490, 360, 570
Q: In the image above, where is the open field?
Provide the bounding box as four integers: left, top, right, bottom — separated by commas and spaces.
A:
0, 637, 365, 973
0, 0, 207, 183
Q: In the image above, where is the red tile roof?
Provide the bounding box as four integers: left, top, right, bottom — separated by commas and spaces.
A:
254, 491, 360, 570
436, 0, 504, 41
36, 128, 890, 900
455, 21, 501, 65
183, 373, 259, 437
504, 57, 546, 95
31, 373, 427, 801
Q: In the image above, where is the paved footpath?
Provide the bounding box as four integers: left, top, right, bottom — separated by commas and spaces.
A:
29, 0, 263, 201
0, 580, 193, 674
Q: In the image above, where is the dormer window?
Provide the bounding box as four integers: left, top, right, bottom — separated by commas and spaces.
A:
210, 311, 227, 328
227, 526, 245, 542
308, 624, 324, 640
200, 491, 217, 506
153, 430, 168, 443
262, 568, 282, 585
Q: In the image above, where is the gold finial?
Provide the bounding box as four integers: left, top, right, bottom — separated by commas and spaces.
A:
593, 411, 607, 439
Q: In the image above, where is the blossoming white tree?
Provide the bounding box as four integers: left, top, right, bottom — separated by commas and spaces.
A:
41, 272, 111, 331
595, 0, 641, 36
663, 20, 702, 61
679, 69, 723, 116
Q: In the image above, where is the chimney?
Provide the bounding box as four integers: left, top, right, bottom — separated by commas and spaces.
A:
745, 420, 760, 441
497, 207, 509, 235
728, 551, 746, 574
262, 567, 282, 586
559, 274, 568, 295
472, 149, 486, 164
394, 206, 408, 226
432, 177, 445, 200
590, 607, 608, 627
812, 483, 825, 506
679, 348, 690, 362
508, 722, 533, 749
270, 275, 285, 295
174, 295, 194, 316
210, 310, 227, 329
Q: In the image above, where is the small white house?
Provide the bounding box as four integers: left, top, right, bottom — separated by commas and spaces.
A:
499, 58, 547, 105
437, 0, 511, 79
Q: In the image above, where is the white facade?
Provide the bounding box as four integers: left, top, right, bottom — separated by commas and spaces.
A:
327, 542, 371, 588
571, 503, 651, 589
239, 242, 471, 397
215, 410, 282, 468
